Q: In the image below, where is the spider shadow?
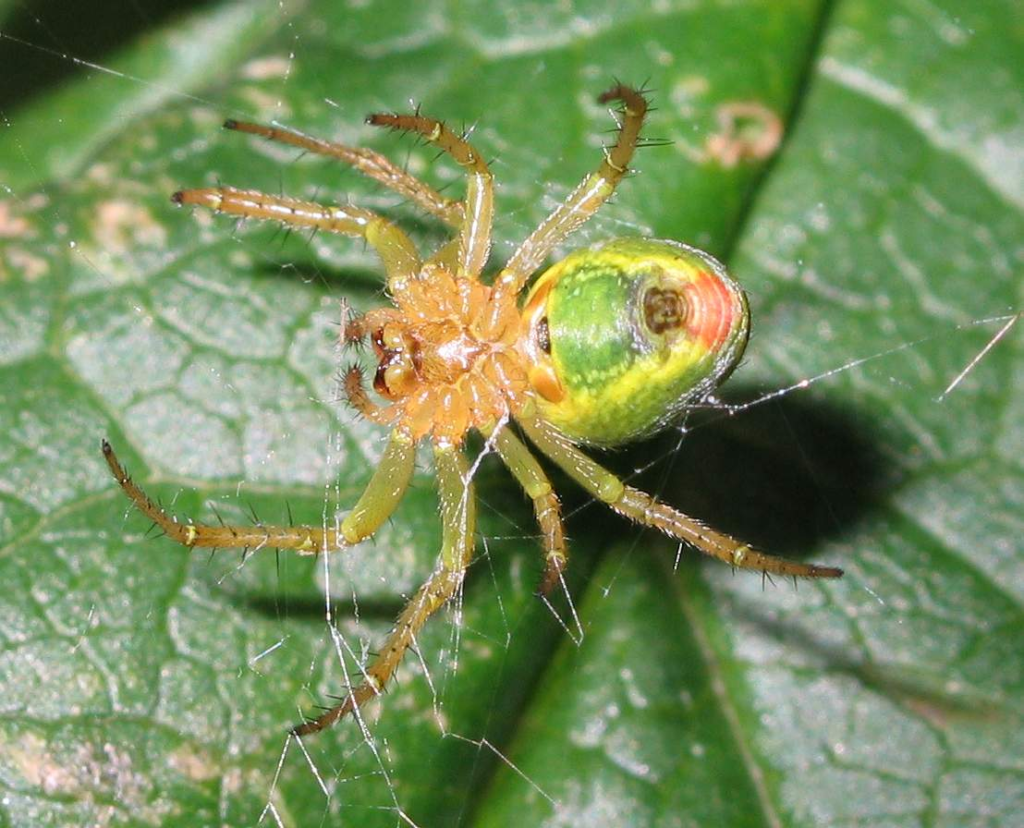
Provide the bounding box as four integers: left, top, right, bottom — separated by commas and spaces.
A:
221, 382, 906, 766
567, 384, 897, 565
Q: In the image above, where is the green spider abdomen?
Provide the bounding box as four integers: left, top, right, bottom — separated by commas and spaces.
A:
519, 238, 749, 446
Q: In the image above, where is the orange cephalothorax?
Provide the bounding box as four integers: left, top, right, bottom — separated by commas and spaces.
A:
347, 264, 528, 445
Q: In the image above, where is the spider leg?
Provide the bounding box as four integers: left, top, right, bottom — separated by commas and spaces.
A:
493, 84, 649, 305
366, 111, 492, 280
489, 425, 567, 595
292, 443, 475, 735
342, 365, 399, 426
221, 119, 464, 226
172, 187, 421, 288
102, 430, 416, 552
516, 414, 844, 580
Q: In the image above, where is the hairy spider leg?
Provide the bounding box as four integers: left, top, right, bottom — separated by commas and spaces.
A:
293, 444, 475, 736
101, 430, 416, 553
171, 187, 422, 289
487, 425, 568, 595
493, 84, 649, 310
342, 364, 400, 426
220, 119, 464, 226
516, 413, 844, 580
366, 111, 493, 280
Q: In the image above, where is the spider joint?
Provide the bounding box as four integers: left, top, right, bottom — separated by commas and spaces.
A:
731, 544, 751, 567
598, 477, 625, 503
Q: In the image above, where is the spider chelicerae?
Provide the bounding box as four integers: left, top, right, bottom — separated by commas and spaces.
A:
102, 84, 842, 737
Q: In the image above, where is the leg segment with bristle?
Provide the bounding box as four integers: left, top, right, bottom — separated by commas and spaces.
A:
487, 424, 568, 595
102, 430, 416, 553
220, 119, 464, 226
292, 444, 475, 736
516, 414, 844, 580
494, 84, 650, 304
171, 187, 421, 288
366, 110, 493, 279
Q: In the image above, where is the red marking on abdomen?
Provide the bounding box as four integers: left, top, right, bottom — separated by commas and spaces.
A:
683, 270, 736, 353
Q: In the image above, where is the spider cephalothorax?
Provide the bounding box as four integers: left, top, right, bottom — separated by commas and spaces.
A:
344, 262, 528, 445
104, 84, 842, 738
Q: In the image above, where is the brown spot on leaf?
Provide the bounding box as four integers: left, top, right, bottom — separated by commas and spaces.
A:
705, 101, 783, 168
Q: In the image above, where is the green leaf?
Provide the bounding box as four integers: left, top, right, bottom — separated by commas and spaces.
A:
1, 1, 1020, 826
0, 0, 297, 192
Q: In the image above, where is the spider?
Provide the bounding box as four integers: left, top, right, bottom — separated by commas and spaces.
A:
102, 84, 843, 737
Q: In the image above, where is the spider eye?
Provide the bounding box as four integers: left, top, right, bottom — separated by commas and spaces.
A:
642, 286, 688, 334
